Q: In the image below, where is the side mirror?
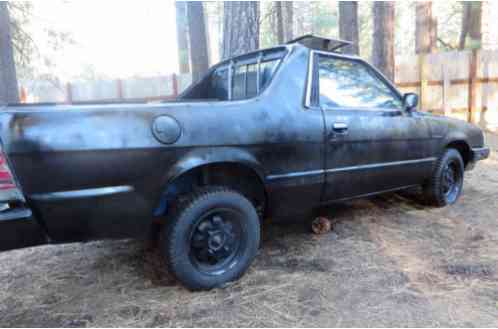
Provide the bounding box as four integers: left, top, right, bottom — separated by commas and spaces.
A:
403, 93, 418, 112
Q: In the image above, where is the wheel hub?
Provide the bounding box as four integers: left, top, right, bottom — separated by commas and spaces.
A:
207, 230, 226, 251
190, 212, 239, 268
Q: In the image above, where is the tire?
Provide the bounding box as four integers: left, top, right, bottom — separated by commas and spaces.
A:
423, 148, 464, 207
162, 186, 260, 290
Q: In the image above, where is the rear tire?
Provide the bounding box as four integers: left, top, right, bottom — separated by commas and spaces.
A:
162, 187, 260, 290
423, 148, 464, 207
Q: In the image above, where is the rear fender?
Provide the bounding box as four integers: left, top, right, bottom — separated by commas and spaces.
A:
154, 147, 266, 215
167, 147, 265, 183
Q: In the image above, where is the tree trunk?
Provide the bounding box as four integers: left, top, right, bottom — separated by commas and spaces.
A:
275, 2, 284, 44
187, 2, 209, 82
175, 2, 190, 73
283, 2, 293, 42
372, 2, 395, 82
0, 2, 19, 104
222, 1, 260, 59
459, 2, 482, 50
415, 2, 437, 54
338, 1, 359, 55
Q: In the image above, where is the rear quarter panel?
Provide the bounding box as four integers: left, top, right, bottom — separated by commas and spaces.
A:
0, 46, 323, 241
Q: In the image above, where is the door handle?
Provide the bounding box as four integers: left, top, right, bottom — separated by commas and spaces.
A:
332, 122, 348, 134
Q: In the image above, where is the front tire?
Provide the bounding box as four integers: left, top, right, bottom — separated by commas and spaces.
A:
162, 187, 260, 290
423, 148, 464, 207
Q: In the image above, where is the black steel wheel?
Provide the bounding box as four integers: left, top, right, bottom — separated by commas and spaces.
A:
424, 148, 464, 207
441, 159, 462, 204
162, 187, 260, 290
189, 208, 244, 275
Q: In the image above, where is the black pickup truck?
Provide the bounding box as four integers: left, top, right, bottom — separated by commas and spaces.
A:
0, 35, 489, 290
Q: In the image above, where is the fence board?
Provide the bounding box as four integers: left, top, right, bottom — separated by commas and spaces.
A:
396, 49, 498, 132
17, 50, 498, 133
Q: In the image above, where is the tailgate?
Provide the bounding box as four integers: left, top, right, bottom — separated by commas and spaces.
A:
0, 114, 47, 251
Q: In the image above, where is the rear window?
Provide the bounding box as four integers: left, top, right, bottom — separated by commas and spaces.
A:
207, 67, 229, 100
260, 60, 279, 90
231, 59, 281, 100
181, 48, 286, 101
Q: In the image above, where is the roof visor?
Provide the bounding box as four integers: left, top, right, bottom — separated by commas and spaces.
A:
287, 34, 352, 53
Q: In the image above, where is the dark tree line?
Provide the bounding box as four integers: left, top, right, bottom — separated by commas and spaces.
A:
175, 2, 190, 74
0, 1, 488, 105
186, 2, 209, 83
222, 1, 260, 60
372, 2, 395, 81
0, 2, 19, 104
459, 2, 482, 50
415, 2, 437, 54
338, 1, 359, 55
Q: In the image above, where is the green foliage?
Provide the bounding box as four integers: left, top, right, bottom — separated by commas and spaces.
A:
7, 2, 74, 81
435, 1, 464, 50
260, 2, 277, 48
256, 1, 470, 62
309, 2, 338, 37
260, 1, 339, 49
8, 2, 35, 73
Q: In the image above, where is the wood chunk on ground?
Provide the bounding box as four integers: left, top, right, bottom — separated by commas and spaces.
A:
311, 216, 332, 235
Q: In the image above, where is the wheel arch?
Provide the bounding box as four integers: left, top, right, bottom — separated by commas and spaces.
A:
155, 148, 268, 217
445, 139, 472, 168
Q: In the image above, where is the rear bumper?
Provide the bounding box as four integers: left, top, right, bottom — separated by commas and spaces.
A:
466, 147, 490, 171
0, 207, 47, 252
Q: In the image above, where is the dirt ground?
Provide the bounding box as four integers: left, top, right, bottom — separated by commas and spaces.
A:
1, 148, 498, 327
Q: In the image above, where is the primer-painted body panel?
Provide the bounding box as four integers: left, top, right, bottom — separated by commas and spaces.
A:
322, 109, 434, 200
0, 44, 487, 246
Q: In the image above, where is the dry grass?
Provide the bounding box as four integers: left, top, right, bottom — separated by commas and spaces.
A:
1, 152, 498, 327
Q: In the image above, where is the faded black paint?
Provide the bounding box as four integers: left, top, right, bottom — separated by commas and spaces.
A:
0, 44, 489, 249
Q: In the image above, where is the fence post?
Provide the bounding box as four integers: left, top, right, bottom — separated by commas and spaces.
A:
442, 63, 451, 116
117, 79, 124, 100
65, 82, 73, 104
468, 49, 478, 123
172, 73, 179, 97
419, 54, 427, 111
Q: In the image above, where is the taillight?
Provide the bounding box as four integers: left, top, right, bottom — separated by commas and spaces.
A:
0, 154, 16, 190
0, 151, 24, 203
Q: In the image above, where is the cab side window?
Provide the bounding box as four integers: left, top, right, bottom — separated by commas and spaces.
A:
318, 55, 402, 110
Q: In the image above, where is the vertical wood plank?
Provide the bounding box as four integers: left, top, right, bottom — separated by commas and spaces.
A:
480, 51, 489, 129
442, 63, 451, 116
117, 79, 124, 100
65, 82, 73, 104
172, 73, 178, 97
468, 49, 478, 123
419, 54, 427, 111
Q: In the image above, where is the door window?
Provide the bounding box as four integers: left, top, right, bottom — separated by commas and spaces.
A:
318, 55, 402, 110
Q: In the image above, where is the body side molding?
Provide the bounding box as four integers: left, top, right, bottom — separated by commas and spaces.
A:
266, 157, 437, 181
30, 185, 134, 201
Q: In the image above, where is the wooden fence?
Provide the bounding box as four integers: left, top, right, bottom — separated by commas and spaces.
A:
395, 49, 498, 132
19, 50, 498, 133
20, 73, 192, 104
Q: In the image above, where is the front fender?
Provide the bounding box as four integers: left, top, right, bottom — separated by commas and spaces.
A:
424, 113, 484, 149
443, 131, 469, 149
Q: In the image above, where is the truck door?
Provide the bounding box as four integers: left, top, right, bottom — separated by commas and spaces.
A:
312, 53, 433, 201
